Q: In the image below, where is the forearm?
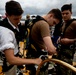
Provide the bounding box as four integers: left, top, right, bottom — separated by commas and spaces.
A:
8, 56, 36, 65
43, 36, 57, 54
44, 38, 56, 54
67, 38, 76, 44
60, 38, 76, 45
4, 49, 41, 65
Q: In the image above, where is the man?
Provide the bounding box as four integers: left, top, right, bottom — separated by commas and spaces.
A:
31, 9, 62, 55
0, 1, 42, 75
26, 8, 62, 75
57, 4, 76, 75
25, 14, 31, 29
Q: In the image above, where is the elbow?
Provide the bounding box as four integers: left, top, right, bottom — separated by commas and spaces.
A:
6, 57, 17, 65
7, 59, 15, 65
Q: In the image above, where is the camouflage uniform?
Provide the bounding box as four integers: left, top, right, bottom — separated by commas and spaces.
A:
57, 45, 75, 75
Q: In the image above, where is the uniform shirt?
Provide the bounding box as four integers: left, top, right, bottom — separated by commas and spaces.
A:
0, 18, 19, 55
62, 20, 76, 39
31, 20, 50, 50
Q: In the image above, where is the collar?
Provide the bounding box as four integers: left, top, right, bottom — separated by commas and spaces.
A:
7, 18, 19, 31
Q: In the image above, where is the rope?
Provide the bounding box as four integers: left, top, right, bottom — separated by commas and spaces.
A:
36, 58, 76, 75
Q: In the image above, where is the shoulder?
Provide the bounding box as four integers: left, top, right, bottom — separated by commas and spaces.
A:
0, 26, 12, 32
69, 20, 76, 30
72, 20, 76, 24
70, 18, 76, 24
0, 26, 14, 36
66, 19, 76, 27
0, 26, 15, 45
35, 20, 48, 27
0, 26, 16, 52
71, 19, 76, 26
34, 20, 49, 31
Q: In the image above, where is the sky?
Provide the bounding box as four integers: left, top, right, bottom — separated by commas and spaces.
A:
0, 0, 76, 17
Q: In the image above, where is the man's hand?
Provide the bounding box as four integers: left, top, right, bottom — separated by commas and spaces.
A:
34, 58, 42, 65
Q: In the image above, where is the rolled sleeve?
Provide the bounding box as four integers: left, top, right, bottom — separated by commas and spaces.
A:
0, 43, 15, 51
0, 26, 17, 53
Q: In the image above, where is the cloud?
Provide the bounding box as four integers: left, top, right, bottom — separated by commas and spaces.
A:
0, 0, 76, 16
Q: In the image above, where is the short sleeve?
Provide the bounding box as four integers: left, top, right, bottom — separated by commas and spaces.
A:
0, 27, 15, 51
39, 21, 50, 38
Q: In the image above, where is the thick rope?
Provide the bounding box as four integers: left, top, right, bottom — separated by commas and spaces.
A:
36, 58, 76, 75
